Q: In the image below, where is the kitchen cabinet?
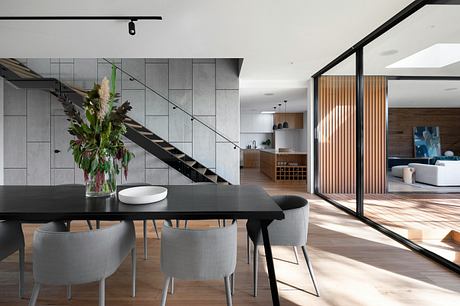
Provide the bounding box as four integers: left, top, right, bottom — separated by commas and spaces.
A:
243, 149, 260, 168
273, 113, 303, 129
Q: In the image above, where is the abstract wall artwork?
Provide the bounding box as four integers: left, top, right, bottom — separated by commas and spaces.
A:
413, 126, 441, 157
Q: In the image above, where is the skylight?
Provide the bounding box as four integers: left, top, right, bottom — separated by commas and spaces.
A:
386, 43, 460, 69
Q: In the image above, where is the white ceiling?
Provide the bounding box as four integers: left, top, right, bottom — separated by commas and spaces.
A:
0, 0, 413, 81
0, 0, 426, 113
329, 5, 460, 76
240, 87, 308, 113
388, 80, 460, 108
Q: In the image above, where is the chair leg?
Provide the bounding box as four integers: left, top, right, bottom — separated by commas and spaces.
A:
224, 276, 233, 306
160, 276, 171, 306
184, 220, 188, 229
67, 285, 72, 300
19, 245, 24, 298
86, 220, 93, 230
302, 245, 320, 297
143, 220, 148, 260
152, 220, 160, 239
96, 220, 101, 229
246, 234, 250, 264
170, 277, 174, 294
131, 247, 136, 297
230, 273, 235, 296
293, 246, 299, 265
28, 283, 40, 306
253, 243, 258, 297
99, 278, 106, 306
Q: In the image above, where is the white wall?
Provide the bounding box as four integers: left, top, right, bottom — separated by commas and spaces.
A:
240, 113, 274, 149
307, 79, 314, 193
0, 77, 3, 185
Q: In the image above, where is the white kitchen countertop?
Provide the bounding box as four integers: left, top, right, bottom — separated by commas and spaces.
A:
259, 149, 307, 155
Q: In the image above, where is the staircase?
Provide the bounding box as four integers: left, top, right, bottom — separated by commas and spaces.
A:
0, 58, 231, 185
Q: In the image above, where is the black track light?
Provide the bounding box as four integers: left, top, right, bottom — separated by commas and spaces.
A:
128, 19, 136, 35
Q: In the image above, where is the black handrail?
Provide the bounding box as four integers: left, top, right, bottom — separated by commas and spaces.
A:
102, 58, 241, 150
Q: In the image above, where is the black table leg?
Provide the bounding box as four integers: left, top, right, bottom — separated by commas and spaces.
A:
261, 220, 280, 306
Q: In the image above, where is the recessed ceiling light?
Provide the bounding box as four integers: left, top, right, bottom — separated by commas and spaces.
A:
261, 111, 276, 114
264, 93, 274, 96
387, 43, 460, 68
380, 49, 398, 56
444, 87, 458, 91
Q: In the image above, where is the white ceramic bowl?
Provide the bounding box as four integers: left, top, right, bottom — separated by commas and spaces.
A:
118, 186, 168, 205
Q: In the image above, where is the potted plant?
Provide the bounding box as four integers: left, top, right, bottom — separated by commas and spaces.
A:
60, 68, 134, 197
261, 139, 272, 148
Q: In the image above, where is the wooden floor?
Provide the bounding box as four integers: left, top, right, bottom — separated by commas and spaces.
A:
326, 192, 460, 264
1, 169, 459, 306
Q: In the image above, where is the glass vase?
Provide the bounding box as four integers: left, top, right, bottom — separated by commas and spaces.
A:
85, 158, 117, 198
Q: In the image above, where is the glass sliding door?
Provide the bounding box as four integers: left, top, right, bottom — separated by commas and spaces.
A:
316, 55, 357, 212
363, 3, 460, 266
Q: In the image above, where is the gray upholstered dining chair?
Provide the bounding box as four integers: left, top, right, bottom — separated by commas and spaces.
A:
29, 220, 136, 306
0, 220, 25, 298
160, 220, 237, 306
246, 195, 320, 297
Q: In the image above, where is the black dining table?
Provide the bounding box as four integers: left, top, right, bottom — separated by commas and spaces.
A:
0, 184, 284, 306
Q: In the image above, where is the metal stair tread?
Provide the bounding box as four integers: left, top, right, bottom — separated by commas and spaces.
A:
195, 167, 207, 174
184, 161, 197, 167
174, 153, 186, 159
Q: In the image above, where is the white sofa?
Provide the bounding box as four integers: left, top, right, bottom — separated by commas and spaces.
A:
409, 161, 460, 186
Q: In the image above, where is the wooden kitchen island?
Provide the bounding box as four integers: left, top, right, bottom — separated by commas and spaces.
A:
259, 149, 307, 183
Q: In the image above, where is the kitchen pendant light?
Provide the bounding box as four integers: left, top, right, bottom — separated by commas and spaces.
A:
282, 100, 289, 129
277, 103, 283, 129
272, 106, 277, 130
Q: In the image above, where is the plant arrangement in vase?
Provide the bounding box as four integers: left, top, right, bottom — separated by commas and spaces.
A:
60, 68, 134, 197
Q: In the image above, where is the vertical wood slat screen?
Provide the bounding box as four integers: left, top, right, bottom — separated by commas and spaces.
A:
318, 76, 386, 194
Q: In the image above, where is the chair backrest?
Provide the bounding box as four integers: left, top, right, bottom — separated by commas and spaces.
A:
32, 221, 135, 285
161, 221, 237, 281
268, 195, 309, 246
0, 220, 24, 261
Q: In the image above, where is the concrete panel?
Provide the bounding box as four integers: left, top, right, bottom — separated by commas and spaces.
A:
146, 59, 169, 63
216, 142, 240, 185
4, 116, 26, 168
216, 59, 239, 90
146, 63, 169, 115
4, 169, 26, 185
216, 90, 240, 142
168, 167, 192, 185
170, 142, 192, 157
193, 116, 215, 168
121, 59, 145, 90
169, 59, 192, 89
27, 59, 51, 77
27, 142, 51, 185
145, 116, 168, 141
169, 90, 192, 142
121, 143, 145, 184
74, 58, 98, 90
53, 116, 74, 168
146, 168, 169, 185
4, 82, 26, 116
55, 63, 74, 84
193, 63, 215, 115
53, 168, 75, 185
50, 95, 66, 116
122, 90, 145, 125
27, 90, 50, 142
146, 152, 168, 169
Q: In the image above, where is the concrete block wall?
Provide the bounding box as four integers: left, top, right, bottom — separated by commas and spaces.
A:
2, 58, 240, 185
